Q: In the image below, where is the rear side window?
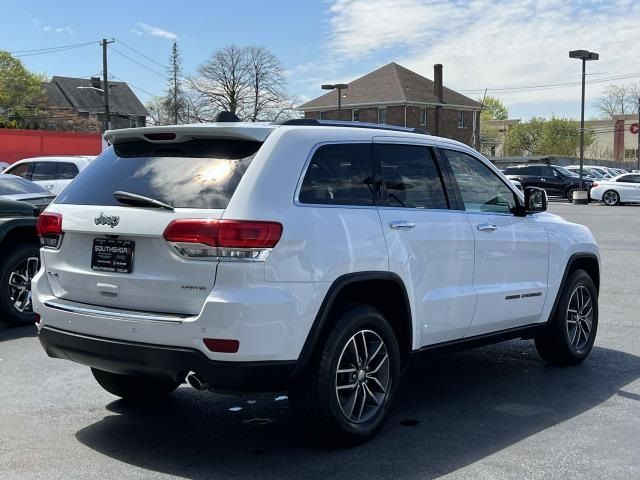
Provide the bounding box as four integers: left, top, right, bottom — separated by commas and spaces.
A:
31, 162, 57, 180
56, 139, 262, 209
57, 162, 80, 179
618, 174, 640, 183
376, 144, 447, 209
7, 163, 33, 179
299, 143, 373, 206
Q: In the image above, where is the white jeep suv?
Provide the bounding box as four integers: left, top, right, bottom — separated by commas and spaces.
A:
33, 118, 600, 443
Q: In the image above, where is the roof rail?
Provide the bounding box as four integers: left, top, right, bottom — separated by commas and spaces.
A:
279, 118, 430, 135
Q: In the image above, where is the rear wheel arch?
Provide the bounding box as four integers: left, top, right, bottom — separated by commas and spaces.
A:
0, 223, 39, 251
295, 272, 413, 377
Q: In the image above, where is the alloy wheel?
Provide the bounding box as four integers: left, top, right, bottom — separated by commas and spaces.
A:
603, 191, 619, 206
335, 329, 390, 424
566, 285, 593, 350
8, 256, 39, 313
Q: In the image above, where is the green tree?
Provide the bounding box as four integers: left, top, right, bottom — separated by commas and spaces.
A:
505, 117, 592, 157
478, 95, 508, 121
0, 51, 45, 126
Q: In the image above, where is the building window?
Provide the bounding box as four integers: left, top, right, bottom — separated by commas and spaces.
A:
130, 116, 139, 128
419, 107, 426, 126
457, 111, 465, 128
352, 109, 360, 122
319, 111, 326, 120
378, 107, 387, 124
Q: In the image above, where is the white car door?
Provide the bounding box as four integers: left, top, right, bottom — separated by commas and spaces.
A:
616, 174, 640, 202
374, 140, 476, 346
442, 148, 550, 336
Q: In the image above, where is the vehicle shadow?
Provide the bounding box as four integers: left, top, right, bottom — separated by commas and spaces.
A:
0, 321, 37, 343
75, 341, 640, 479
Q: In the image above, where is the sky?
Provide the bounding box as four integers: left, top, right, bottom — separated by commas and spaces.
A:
2, 0, 639, 121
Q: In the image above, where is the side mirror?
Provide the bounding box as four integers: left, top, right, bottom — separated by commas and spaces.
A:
524, 187, 548, 213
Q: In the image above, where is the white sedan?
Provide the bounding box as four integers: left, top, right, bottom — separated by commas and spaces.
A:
590, 173, 640, 206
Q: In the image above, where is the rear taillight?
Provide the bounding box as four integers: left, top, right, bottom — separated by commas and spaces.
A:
163, 219, 282, 261
591, 182, 599, 188
36, 212, 63, 249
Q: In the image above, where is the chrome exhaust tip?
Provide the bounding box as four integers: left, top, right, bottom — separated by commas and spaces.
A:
186, 372, 209, 391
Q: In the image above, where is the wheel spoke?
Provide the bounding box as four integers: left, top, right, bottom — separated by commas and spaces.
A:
580, 297, 592, 315
366, 342, 384, 367
356, 385, 367, 421
366, 374, 387, 394
581, 319, 591, 335
368, 353, 388, 375
350, 337, 361, 366
364, 383, 380, 406
360, 331, 369, 364
337, 382, 358, 391
337, 367, 357, 374
345, 387, 359, 419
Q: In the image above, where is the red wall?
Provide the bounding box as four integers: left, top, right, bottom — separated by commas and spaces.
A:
0, 129, 102, 164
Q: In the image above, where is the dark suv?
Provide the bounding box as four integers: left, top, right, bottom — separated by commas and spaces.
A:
503, 164, 592, 202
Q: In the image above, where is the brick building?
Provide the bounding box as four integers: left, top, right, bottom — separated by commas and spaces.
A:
298, 63, 482, 147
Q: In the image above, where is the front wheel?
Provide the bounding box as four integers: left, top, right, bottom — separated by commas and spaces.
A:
91, 368, 180, 401
289, 305, 401, 444
535, 269, 598, 366
602, 190, 620, 206
566, 187, 577, 202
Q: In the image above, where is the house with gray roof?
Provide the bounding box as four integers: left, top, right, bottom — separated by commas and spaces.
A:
43, 76, 148, 132
298, 63, 482, 147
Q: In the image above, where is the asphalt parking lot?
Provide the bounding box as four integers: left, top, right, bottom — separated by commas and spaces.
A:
1, 202, 639, 480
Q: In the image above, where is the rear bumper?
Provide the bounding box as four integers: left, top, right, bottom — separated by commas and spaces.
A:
39, 326, 296, 392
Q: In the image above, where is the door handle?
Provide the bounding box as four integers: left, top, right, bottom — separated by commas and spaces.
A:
540, 178, 546, 182
476, 223, 497, 232
390, 221, 416, 230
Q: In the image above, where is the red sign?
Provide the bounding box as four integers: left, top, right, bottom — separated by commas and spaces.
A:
631, 123, 640, 135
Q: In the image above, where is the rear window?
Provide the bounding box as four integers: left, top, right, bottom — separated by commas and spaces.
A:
56, 139, 262, 209
0, 177, 50, 195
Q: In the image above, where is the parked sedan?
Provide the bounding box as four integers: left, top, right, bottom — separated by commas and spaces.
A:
590, 173, 640, 206
0, 175, 56, 211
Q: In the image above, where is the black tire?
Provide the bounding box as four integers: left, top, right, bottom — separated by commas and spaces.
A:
289, 304, 401, 445
0, 243, 40, 325
91, 368, 180, 401
566, 187, 577, 202
535, 269, 598, 366
602, 190, 620, 206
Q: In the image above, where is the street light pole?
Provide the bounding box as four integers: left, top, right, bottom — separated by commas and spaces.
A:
569, 49, 599, 204
579, 57, 586, 192
322, 84, 349, 120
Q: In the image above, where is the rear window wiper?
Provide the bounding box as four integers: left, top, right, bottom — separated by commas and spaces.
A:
113, 191, 174, 211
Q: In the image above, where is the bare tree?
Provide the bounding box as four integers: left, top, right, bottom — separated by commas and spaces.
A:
596, 83, 640, 119
188, 45, 293, 122
163, 41, 188, 124
145, 96, 171, 126
189, 45, 251, 119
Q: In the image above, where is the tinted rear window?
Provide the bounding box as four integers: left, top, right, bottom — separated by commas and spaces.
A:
56, 139, 262, 209
0, 177, 50, 195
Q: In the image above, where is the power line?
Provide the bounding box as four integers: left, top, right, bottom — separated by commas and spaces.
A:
114, 38, 167, 69
458, 72, 640, 94
9, 40, 98, 54
109, 73, 157, 97
11, 41, 98, 58
110, 46, 168, 79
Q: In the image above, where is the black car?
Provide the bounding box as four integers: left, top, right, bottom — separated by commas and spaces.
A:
503, 164, 592, 202
0, 176, 55, 325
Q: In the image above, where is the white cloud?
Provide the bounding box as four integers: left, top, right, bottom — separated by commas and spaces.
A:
322, 0, 640, 113
136, 22, 178, 40
54, 27, 74, 34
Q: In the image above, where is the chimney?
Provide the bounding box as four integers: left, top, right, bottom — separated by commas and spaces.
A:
433, 64, 443, 103
90, 77, 101, 89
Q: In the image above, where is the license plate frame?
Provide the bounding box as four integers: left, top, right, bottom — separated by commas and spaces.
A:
91, 238, 135, 274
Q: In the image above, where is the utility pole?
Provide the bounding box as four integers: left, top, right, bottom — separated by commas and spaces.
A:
101, 38, 115, 132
